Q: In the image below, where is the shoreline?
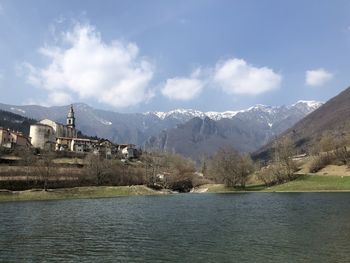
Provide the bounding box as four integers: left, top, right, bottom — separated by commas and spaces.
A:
0, 185, 167, 203
2, 175, 350, 202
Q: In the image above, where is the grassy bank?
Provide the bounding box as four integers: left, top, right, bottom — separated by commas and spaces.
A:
2, 175, 350, 202
195, 183, 266, 193
265, 175, 350, 192
196, 175, 350, 193
0, 185, 163, 202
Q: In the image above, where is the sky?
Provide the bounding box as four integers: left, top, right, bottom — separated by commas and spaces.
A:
0, 0, 349, 113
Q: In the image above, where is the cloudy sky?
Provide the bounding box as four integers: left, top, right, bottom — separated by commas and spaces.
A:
0, 0, 349, 112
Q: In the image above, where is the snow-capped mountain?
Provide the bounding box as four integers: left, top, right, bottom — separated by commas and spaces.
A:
146, 109, 207, 121
145, 101, 323, 161
145, 100, 323, 123
0, 100, 322, 160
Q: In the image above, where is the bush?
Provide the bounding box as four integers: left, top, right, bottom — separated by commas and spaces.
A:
142, 152, 198, 191
191, 176, 213, 188
334, 147, 350, 166
309, 153, 335, 173
257, 162, 298, 187
208, 148, 255, 188
167, 176, 193, 193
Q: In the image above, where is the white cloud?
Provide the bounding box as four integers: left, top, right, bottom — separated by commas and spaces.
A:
48, 92, 73, 105
25, 23, 154, 108
305, 68, 333, 87
161, 58, 281, 100
213, 58, 282, 95
161, 69, 204, 100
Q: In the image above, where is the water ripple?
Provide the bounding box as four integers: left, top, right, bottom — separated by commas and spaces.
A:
1, 193, 350, 262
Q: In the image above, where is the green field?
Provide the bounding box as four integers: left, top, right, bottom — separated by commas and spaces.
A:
198, 175, 350, 193
199, 184, 266, 193
2, 175, 350, 202
265, 175, 350, 192
0, 185, 163, 202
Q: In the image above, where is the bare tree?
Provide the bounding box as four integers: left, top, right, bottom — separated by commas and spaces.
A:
334, 132, 350, 165
84, 153, 111, 185
237, 154, 255, 188
319, 131, 335, 153
35, 152, 55, 191
209, 148, 254, 188
273, 136, 297, 179
19, 147, 36, 167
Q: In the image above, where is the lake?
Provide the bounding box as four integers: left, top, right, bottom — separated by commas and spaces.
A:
1, 193, 350, 262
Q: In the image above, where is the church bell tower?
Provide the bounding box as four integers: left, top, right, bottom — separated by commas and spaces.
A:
67, 105, 75, 128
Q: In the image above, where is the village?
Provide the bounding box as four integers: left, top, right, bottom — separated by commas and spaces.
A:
0, 105, 204, 193
0, 105, 141, 160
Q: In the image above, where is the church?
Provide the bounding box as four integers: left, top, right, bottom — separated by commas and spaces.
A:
29, 105, 77, 150
29, 105, 137, 158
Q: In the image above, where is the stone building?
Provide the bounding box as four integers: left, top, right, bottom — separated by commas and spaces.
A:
30, 105, 77, 150
0, 128, 31, 149
56, 137, 99, 153
28, 105, 139, 158
29, 124, 56, 150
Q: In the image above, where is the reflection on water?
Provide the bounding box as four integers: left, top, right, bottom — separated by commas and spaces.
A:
1, 193, 350, 262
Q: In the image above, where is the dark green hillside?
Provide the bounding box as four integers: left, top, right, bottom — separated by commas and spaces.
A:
0, 110, 37, 135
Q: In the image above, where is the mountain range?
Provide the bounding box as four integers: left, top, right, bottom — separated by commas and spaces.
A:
0, 100, 321, 161
145, 101, 322, 161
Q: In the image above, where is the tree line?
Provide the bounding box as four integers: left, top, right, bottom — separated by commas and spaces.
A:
2, 127, 349, 192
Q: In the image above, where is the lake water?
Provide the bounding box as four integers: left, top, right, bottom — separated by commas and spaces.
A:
1, 193, 350, 262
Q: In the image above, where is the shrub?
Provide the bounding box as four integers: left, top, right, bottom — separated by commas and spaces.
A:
309, 153, 335, 173
257, 162, 298, 187
208, 148, 255, 188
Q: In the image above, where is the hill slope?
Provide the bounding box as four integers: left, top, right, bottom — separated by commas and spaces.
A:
0, 110, 36, 135
255, 86, 350, 160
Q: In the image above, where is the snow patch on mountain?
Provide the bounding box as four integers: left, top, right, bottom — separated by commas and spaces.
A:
291, 100, 323, 110
10, 107, 26, 114
147, 109, 206, 121
205, 111, 240, 120
96, 117, 112, 125
145, 100, 323, 122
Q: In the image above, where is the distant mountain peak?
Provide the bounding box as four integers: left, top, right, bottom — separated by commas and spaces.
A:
145, 108, 206, 121
291, 100, 323, 109
144, 100, 323, 122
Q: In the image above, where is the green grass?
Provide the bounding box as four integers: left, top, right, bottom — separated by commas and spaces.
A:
2, 175, 350, 202
199, 175, 350, 193
0, 185, 163, 202
53, 158, 84, 165
200, 183, 266, 193
265, 175, 350, 192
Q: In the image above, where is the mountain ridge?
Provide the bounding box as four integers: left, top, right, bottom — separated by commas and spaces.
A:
144, 100, 322, 122
254, 86, 350, 160
144, 101, 322, 161
0, 100, 322, 161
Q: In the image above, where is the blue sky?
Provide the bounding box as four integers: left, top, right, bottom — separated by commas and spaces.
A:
0, 0, 349, 112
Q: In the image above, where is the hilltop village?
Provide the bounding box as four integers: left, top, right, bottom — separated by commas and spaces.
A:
0, 106, 140, 159
0, 105, 206, 194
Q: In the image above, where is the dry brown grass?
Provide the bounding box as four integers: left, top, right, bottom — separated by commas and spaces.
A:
315, 165, 350, 176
